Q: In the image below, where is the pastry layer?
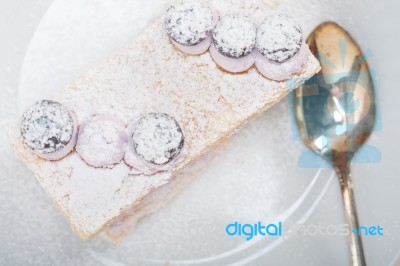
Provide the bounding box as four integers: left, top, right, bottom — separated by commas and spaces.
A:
10, 0, 320, 239
104, 148, 220, 241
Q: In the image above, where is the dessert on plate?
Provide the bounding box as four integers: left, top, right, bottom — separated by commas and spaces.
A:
10, 0, 320, 240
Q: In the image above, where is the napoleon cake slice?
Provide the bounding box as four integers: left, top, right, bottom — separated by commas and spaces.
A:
10, 0, 320, 239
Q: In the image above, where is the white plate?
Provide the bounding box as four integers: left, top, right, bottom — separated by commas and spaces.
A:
2, 0, 399, 265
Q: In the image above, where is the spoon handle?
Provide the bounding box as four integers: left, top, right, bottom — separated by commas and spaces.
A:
334, 164, 366, 266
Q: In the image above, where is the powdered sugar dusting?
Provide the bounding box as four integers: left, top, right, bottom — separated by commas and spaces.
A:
212, 14, 257, 58
257, 14, 303, 62
76, 115, 128, 168
20, 100, 75, 154
210, 45, 256, 73
165, 1, 214, 46
131, 113, 184, 165
124, 143, 187, 176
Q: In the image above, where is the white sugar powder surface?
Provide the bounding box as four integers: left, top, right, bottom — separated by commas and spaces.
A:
212, 14, 257, 58
20, 100, 75, 154
76, 116, 127, 168
165, 1, 214, 45
132, 113, 184, 166
257, 14, 303, 62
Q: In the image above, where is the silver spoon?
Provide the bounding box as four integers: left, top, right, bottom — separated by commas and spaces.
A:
293, 22, 376, 265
